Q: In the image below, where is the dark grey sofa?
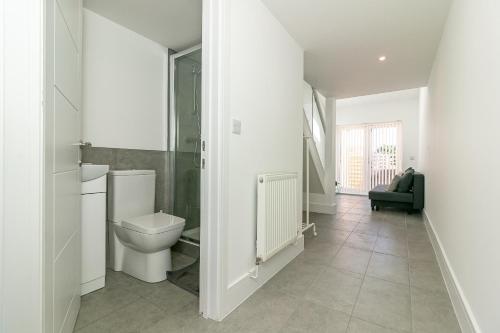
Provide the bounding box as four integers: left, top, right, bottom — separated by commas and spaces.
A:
369, 172, 424, 213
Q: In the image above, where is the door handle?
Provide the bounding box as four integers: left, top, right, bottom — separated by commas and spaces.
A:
72, 141, 92, 147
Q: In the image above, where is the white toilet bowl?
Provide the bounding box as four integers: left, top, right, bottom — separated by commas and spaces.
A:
108, 212, 185, 283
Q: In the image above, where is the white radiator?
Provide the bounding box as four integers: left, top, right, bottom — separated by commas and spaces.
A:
256, 173, 299, 263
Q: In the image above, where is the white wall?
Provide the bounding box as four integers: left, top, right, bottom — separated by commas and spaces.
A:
337, 89, 420, 169
82, 9, 168, 151
220, 0, 304, 318
419, 0, 500, 331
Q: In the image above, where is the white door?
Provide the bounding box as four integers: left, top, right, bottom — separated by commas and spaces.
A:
336, 122, 402, 194
336, 125, 368, 194
368, 122, 402, 190
45, 0, 82, 332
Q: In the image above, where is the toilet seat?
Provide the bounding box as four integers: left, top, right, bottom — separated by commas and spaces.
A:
121, 212, 185, 235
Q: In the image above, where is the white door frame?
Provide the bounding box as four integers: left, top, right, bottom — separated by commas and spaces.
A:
199, 0, 226, 320
0, 0, 45, 331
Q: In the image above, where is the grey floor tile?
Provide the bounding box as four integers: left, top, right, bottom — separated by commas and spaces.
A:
76, 299, 165, 333
378, 224, 407, 241
305, 267, 363, 314
382, 215, 406, 225
263, 259, 324, 297
105, 270, 170, 299
280, 300, 350, 333
353, 221, 383, 236
374, 237, 408, 258
143, 280, 198, 313
353, 276, 412, 332
75, 278, 140, 330
411, 286, 461, 333
171, 251, 198, 271
405, 214, 424, 226
347, 317, 404, 332
345, 232, 377, 251
407, 241, 436, 262
366, 253, 409, 285
354, 222, 381, 236
306, 226, 351, 246
405, 218, 426, 229
311, 214, 336, 225
312, 219, 336, 230
331, 246, 372, 274
298, 242, 342, 266
406, 228, 430, 243
143, 301, 227, 333
349, 207, 372, 215
332, 219, 360, 232
409, 259, 447, 293
223, 288, 299, 332
359, 215, 386, 224
336, 206, 352, 213
341, 214, 364, 223
380, 210, 406, 219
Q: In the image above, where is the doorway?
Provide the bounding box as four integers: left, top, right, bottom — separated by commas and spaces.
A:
336, 121, 402, 194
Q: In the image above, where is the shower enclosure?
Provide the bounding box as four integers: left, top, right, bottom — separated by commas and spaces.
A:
168, 45, 202, 294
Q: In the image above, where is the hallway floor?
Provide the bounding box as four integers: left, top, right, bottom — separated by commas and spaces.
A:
75, 195, 460, 332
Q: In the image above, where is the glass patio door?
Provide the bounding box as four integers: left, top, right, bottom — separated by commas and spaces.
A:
336, 122, 402, 194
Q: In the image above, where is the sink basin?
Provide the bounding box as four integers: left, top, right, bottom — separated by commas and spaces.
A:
81, 163, 109, 182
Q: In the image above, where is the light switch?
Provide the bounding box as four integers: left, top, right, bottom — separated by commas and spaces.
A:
232, 118, 242, 135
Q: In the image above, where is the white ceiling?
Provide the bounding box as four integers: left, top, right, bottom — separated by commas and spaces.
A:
262, 0, 452, 98
336, 88, 420, 107
83, 0, 202, 51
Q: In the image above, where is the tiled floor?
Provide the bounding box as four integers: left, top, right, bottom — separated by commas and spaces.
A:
74, 195, 460, 332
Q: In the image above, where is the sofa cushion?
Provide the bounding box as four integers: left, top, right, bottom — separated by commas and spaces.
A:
387, 175, 401, 192
397, 168, 415, 193
369, 185, 413, 203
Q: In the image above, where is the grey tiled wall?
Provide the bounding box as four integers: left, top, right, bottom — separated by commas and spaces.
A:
82, 146, 174, 213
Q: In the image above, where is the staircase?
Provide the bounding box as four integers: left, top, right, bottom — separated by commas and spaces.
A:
302, 81, 337, 218
303, 81, 328, 195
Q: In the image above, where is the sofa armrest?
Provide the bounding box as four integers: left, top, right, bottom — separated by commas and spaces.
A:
413, 173, 425, 209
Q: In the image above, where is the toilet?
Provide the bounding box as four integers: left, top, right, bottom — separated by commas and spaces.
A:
107, 170, 185, 283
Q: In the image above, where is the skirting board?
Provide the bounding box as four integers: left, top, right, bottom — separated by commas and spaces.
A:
309, 202, 336, 214
423, 209, 480, 333
81, 276, 105, 296
302, 198, 337, 215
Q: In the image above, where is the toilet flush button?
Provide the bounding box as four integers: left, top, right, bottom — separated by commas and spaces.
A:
232, 118, 242, 135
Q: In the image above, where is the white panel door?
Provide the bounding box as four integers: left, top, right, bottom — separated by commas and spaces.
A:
45, 0, 82, 332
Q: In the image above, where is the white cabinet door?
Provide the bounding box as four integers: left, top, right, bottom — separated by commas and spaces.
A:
81, 193, 106, 292
45, 0, 82, 332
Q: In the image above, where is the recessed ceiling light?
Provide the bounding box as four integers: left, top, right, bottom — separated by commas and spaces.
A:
378, 56, 387, 62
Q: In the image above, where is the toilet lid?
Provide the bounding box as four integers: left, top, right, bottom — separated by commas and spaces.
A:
122, 212, 185, 234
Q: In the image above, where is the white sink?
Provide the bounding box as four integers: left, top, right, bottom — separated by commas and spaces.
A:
81, 163, 109, 182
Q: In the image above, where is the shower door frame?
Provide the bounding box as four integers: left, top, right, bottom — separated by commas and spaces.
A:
169, 44, 210, 311
168, 44, 202, 231
169, 44, 202, 152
